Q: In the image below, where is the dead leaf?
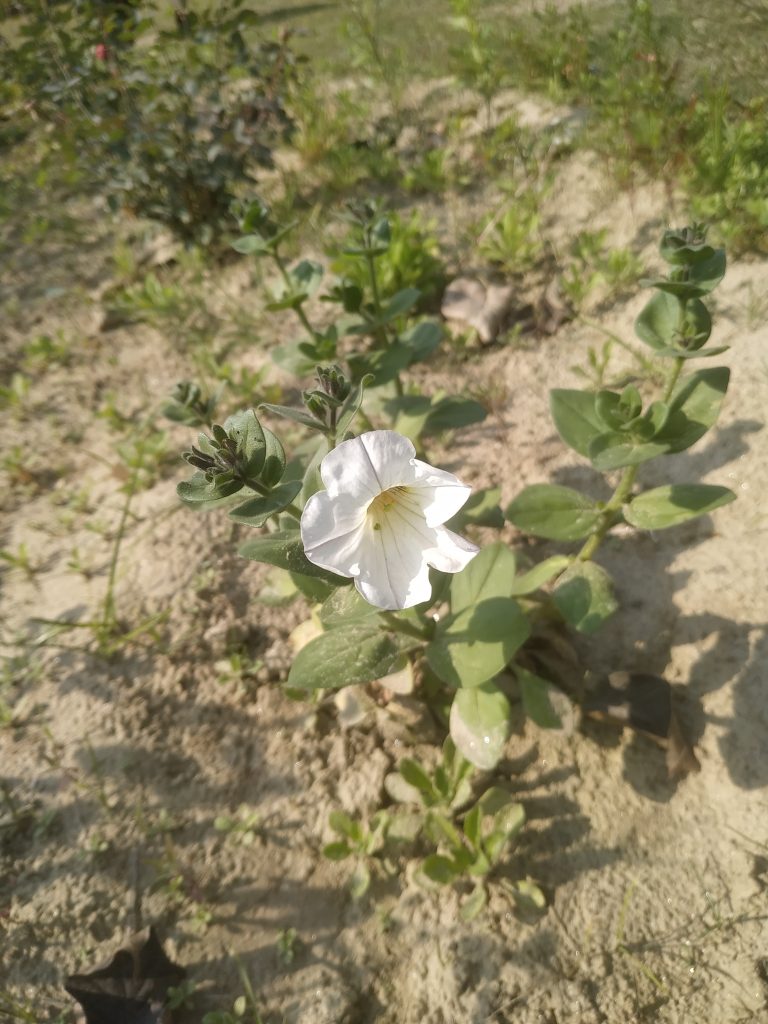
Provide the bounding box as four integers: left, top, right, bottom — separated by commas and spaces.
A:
65, 927, 185, 1024
582, 671, 700, 778
441, 276, 515, 343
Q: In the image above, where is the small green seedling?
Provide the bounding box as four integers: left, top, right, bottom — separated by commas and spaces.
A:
322, 809, 390, 899
276, 927, 300, 966
214, 805, 262, 846
202, 958, 265, 1024
417, 786, 529, 920
0, 543, 42, 580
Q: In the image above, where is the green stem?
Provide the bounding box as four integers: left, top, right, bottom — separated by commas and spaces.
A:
245, 479, 302, 521
366, 253, 384, 327
272, 251, 318, 343
365, 252, 404, 397
577, 356, 685, 564
379, 611, 429, 640
576, 465, 637, 562
662, 356, 685, 404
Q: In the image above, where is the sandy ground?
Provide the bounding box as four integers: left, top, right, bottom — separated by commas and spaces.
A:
1, 116, 767, 1023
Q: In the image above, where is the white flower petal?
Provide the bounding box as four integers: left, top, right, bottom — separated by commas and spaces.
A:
411, 460, 473, 526
355, 519, 434, 610
320, 431, 417, 501
425, 526, 479, 573
299, 429, 479, 610
300, 491, 366, 577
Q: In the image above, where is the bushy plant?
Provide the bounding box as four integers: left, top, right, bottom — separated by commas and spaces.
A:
329, 207, 447, 309
6, 0, 298, 244
171, 211, 736, 909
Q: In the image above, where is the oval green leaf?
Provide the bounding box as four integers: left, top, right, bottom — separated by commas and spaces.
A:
549, 389, 605, 458
427, 597, 530, 689
228, 480, 302, 527
288, 624, 401, 690
449, 683, 511, 770
506, 484, 602, 541
624, 484, 736, 530
553, 561, 617, 634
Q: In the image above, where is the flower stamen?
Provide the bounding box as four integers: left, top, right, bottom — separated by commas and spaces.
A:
368, 485, 409, 524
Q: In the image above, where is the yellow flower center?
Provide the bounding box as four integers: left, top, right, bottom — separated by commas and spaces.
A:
368, 486, 409, 530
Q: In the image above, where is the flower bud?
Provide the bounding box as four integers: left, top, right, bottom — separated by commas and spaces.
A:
316, 364, 350, 403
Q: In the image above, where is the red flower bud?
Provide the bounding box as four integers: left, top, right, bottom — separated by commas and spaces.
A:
94, 43, 109, 62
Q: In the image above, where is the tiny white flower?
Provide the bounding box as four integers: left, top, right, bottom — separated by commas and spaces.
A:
300, 430, 479, 610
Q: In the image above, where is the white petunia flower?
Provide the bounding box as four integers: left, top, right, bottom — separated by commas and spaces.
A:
300, 430, 479, 610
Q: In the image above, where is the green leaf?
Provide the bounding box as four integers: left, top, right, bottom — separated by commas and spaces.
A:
552, 561, 617, 634
381, 287, 420, 321
483, 802, 526, 863
177, 472, 242, 507
346, 288, 421, 336
400, 319, 442, 363
287, 624, 401, 690
297, 436, 330, 505
336, 373, 374, 437
642, 249, 725, 298
463, 804, 482, 847
384, 394, 486, 441
450, 542, 517, 614
460, 884, 488, 921
688, 247, 727, 293
449, 683, 511, 770
509, 877, 547, 911
289, 571, 335, 604
655, 367, 730, 453
322, 841, 351, 861
399, 760, 438, 804
509, 555, 571, 595
266, 260, 324, 311
329, 810, 362, 841
650, 345, 728, 360
385, 394, 433, 438
320, 586, 379, 628
549, 389, 605, 458
348, 343, 412, 385
635, 291, 712, 351
447, 486, 504, 530
423, 396, 486, 434
227, 480, 302, 527
506, 485, 602, 541
624, 485, 736, 530
223, 409, 266, 477
291, 259, 324, 297
261, 427, 288, 488
349, 862, 371, 900
425, 812, 465, 851
239, 530, 349, 584
427, 598, 530, 689
259, 568, 298, 607
421, 854, 460, 885
517, 668, 562, 728
477, 786, 517, 817
231, 234, 269, 255
588, 434, 670, 471
259, 403, 325, 431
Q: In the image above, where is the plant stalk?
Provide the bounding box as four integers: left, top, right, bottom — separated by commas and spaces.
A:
577, 355, 686, 563
379, 611, 429, 640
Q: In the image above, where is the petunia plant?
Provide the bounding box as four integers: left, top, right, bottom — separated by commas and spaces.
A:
172, 219, 735, 782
